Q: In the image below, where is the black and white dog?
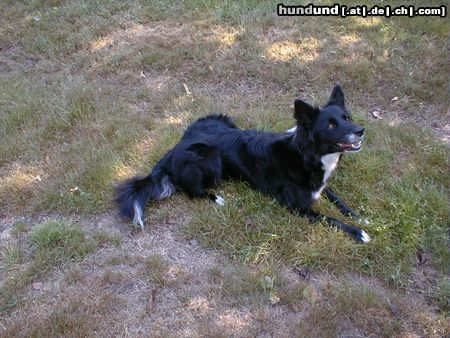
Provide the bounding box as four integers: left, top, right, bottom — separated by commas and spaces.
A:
116, 85, 370, 242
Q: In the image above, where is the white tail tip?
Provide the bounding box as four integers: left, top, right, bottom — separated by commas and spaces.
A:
132, 201, 144, 229
286, 126, 297, 133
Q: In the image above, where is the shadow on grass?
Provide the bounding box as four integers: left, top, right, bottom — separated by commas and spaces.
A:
0, 0, 448, 288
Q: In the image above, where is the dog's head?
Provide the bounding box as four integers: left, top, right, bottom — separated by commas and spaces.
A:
293, 85, 364, 155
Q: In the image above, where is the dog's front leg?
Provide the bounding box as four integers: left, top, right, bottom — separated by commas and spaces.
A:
324, 188, 358, 217
304, 210, 371, 243
324, 188, 370, 225
274, 184, 370, 243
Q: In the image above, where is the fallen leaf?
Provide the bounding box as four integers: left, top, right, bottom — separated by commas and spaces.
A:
269, 290, 280, 305
70, 186, 81, 195
182, 83, 191, 96
371, 110, 382, 119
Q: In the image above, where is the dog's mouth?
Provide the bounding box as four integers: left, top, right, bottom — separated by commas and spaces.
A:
336, 139, 362, 152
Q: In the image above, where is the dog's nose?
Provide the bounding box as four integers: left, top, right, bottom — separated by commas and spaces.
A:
354, 126, 364, 137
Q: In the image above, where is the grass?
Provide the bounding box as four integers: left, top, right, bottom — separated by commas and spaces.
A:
0, 0, 448, 336
1, 245, 25, 267
30, 220, 95, 262
205, 264, 263, 306
10, 220, 28, 237
4, 292, 123, 338
296, 276, 448, 337
92, 230, 123, 248
141, 253, 171, 287
434, 278, 450, 314
0, 219, 95, 313
141, 253, 190, 287
186, 120, 449, 279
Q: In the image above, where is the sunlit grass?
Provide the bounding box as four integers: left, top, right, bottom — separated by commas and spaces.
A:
185, 118, 448, 278
0, 0, 448, 335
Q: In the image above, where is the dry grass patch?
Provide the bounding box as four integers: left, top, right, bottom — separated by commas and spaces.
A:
205, 264, 263, 307
0, 219, 95, 313
64, 265, 86, 285
1, 213, 447, 337
3, 291, 124, 338
92, 229, 123, 248
0, 0, 448, 336
296, 275, 449, 337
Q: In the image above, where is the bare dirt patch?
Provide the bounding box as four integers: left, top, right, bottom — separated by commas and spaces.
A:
1, 210, 447, 337
1, 2, 448, 336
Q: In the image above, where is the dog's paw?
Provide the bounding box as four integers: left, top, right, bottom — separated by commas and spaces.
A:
357, 230, 371, 243
214, 195, 225, 206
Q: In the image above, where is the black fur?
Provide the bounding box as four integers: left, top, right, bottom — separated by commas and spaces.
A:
116, 85, 370, 242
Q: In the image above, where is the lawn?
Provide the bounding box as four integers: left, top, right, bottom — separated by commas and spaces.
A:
0, 0, 448, 336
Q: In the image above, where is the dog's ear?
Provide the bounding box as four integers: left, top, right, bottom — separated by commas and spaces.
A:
325, 84, 345, 109
294, 99, 318, 125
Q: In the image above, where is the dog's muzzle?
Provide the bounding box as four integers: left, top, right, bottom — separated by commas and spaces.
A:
337, 133, 363, 152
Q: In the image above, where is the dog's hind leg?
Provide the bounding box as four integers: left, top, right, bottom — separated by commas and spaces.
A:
177, 165, 225, 206
324, 188, 370, 225
305, 210, 371, 243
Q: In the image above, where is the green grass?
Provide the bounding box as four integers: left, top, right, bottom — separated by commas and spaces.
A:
30, 220, 95, 262
185, 119, 449, 279
0, 0, 448, 334
1, 0, 448, 216
1, 245, 25, 267
0, 219, 95, 313
10, 220, 29, 237
434, 278, 450, 314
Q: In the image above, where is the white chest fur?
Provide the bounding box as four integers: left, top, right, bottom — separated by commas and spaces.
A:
311, 153, 340, 200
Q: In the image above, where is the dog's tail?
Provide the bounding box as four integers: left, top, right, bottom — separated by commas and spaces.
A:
115, 163, 175, 228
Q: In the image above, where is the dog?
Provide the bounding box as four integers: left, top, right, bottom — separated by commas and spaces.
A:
116, 85, 371, 243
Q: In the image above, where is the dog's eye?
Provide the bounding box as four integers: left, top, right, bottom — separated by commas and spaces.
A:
328, 121, 337, 129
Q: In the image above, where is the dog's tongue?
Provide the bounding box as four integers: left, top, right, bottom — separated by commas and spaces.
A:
340, 143, 353, 149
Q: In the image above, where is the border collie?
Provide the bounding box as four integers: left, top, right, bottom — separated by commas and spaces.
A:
116, 85, 371, 243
